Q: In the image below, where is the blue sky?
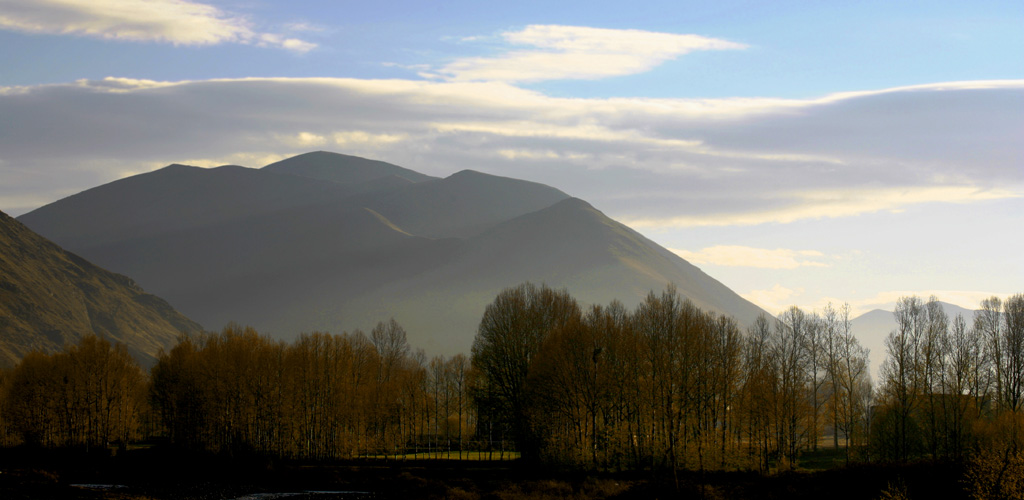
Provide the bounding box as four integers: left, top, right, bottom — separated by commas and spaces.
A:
1, 0, 1021, 317
4, 1, 1021, 96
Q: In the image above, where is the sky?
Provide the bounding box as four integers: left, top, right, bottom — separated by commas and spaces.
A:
1, 0, 1021, 318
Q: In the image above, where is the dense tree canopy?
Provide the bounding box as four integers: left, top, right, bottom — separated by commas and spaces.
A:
0, 287, 1021, 489
471, 282, 581, 458
2, 335, 144, 449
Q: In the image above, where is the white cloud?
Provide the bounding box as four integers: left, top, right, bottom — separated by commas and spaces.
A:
257, 33, 317, 54
0, 0, 316, 52
332, 131, 408, 148
742, 284, 804, 316
432, 25, 746, 82
429, 120, 703, 149
276, 132, 328, 148
1, 77, 1021, 225
672, 245, 829, 269
283, 21, 325, 33
626, 186, 1022, 228
497, 149, 591, 161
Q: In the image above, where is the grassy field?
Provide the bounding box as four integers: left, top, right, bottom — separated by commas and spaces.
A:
364, 451, 521, 461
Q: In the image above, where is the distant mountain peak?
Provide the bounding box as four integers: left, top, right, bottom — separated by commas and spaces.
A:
445, 168, 559, 187
159, 163, 204, 173
548, 196, 596, 210
263, 150, 435, 185
447, 169, 487, 178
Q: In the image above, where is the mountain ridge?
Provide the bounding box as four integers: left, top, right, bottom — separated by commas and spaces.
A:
262, 151, 435, 185
18, 161, 352, 250
18, 151, 769, 354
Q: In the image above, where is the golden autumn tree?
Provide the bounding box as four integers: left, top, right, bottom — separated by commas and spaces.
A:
3, 335, 145, 449
471, 283, 581, 459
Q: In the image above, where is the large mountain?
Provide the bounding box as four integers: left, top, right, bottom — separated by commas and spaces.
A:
18, 151, 768, 354
0, 210, 202, 368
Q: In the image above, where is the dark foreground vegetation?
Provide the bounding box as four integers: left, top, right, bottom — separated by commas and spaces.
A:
0, 283, 1022, 498
0, 445, 985, 500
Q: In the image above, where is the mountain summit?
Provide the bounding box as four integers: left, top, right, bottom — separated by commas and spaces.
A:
18, 152, 766, 353
262, 151, 435, 185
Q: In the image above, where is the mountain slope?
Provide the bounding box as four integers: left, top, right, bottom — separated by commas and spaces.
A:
92, 199, 458, 336
364, 169, 571, 238
460, 197, 763, 320
0, 210, 202, 368
323, 198, 767, 352
18, 163, 352, 251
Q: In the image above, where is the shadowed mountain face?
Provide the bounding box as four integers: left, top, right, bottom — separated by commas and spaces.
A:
19, 162, 352, 250
365, 169, 573, 238
18, 151, 768, 354
0, 210, 202, 369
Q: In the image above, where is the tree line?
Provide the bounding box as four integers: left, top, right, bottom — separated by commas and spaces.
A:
874, 295, 1024, 463
0, 321, 477, 459
0, 283, 1021, 476
0, 335, 145, 450
471, 283, 872, 471
146, 319, 475, 459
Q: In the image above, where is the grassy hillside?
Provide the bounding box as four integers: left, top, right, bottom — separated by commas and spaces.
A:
0, 210, 202, 368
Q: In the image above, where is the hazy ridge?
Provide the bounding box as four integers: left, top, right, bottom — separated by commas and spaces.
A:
18, 151, 768, 354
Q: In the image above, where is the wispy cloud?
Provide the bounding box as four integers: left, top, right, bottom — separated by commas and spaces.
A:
428, 25, 746, 82
283, 21, 326, 33
742, 284, 803, 316
626, 186, 1022, 228
0, 0, 316, 52
672, 246, 829, 269
273, 130, 409, 149
0, 77, 1021, 223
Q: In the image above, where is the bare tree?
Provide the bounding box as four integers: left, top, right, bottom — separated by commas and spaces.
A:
977, 298, 1004, 412
448, 354, 470, 459
774, 306, 810, 465
879, 296, 925, 461
920, 297, 948, 457
821, 303, 870, 463
471, 282, 580, 459
803, 312, 826, 452
1001, 294, 1024, 412
942, 314, 976, 459
740, 314, 775, 471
